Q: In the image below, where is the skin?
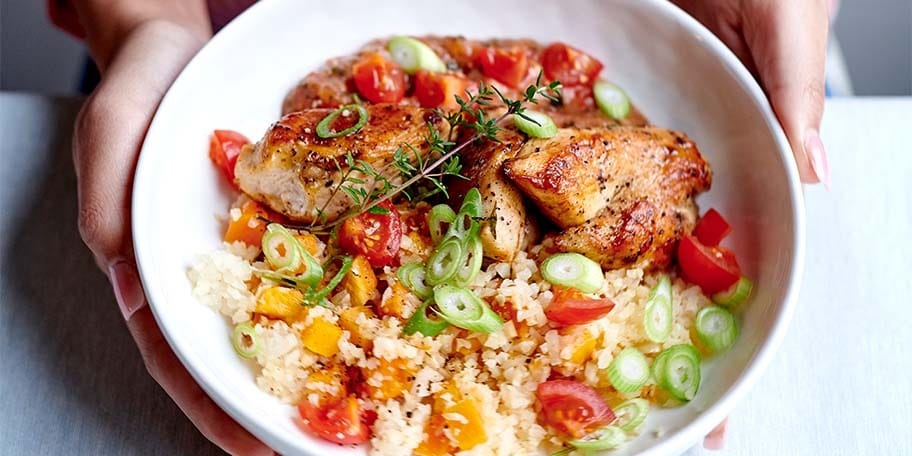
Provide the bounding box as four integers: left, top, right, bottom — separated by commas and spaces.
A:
69, 0, 829, 452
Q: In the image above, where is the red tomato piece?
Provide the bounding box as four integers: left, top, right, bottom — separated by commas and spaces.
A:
541, 42, 604, 86
536, 379, 615, 438
208, 129, 249, 187
338, 200, 402, 268
298, 396, 371, 444
414, 71, 473, 110
476, 47, 529, 88
545, 286, 615, 326
677, 234, 741, 294
352, 53, 407, 103
693, 208, 732, 247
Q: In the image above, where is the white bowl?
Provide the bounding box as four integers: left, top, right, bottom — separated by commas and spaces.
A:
132, 0, 805, 454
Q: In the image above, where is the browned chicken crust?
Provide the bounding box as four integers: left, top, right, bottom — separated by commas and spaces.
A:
235, 104, 448, 222
504, 127, 711, 269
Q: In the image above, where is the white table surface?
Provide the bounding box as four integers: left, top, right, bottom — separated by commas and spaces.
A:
1, 93, 910, 455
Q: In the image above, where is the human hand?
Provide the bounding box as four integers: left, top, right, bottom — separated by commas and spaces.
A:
673, 0, 831, 188
72, 14, 273, 456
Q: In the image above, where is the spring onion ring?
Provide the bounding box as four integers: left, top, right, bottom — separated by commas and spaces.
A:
426, 237, 465, 285
403, 299, 450, 337
514, 110, 558, 138
428, 204, 457, 245
262, 224, 302, 273
231, 323, 260, 359
541, 252, 605, 293
316, 104, 369, 138
387, 36, 447, 74
397, 262, 433, 300
569, 425, 626, 451
652, 344, 701, 402
433, 285, 503, 333
593, 81, 631, 120
712, 276, 753, 308
605, 347, 650, 393
695, 306, 739, 353
452, 235, 483, 287
305, 255, 353, 306
612, 398, 649, 433
643, 275, 673, 342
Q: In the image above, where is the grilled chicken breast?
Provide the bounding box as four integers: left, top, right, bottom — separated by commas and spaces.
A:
504, 127, 711, 269
235, 104, 448, 222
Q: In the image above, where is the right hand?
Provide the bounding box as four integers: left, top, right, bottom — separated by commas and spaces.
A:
72, 17, 273, 455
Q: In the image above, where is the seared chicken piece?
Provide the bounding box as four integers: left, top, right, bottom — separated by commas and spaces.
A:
235, 104, 448, 222
449, 126, 537, 261
504, 127, 711, 269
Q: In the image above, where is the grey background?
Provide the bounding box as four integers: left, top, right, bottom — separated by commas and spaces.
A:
1, 0, 911, 95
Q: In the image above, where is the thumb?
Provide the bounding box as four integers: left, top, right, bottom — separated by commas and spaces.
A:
742, 0, 831, 187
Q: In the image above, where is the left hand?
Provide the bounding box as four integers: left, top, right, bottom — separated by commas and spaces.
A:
671, 0, 831, 449
673, 0, 831, 189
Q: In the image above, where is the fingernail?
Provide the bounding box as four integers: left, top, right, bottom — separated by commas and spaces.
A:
703, 419, 728, 450
805, 129, 831, 189
108, 260, 146, 321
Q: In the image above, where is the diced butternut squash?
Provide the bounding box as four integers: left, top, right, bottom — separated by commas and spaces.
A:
300, 317, 342, 357
294, 232, 322, 257
342, 255, 377, 307
567, 328, 597, 365
415, 414, 453, 456
302, 364, 345, 405
366, 358, 412, 401
255, 287, 305, 322
432, 381, 462, 413
379, 280, 410, 318
445, 399, 487, 450
339, 305, 375, 349
224, 201, 269, 246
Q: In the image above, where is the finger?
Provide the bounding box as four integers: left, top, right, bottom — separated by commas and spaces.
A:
742, 0, 830, 186
73, 21, 205, 268
703, 417, 728, 450
126, 299, 274, 455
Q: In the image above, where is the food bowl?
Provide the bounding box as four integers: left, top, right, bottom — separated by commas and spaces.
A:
132, 0, 805, 454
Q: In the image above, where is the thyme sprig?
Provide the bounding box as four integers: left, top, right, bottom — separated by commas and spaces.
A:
309, 72, 561, 231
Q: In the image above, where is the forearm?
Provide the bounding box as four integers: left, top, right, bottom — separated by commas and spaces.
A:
66, 0, 212, 72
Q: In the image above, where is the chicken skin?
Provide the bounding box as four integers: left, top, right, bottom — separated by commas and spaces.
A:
235, 104, 449, 222
503, 127, 711, 269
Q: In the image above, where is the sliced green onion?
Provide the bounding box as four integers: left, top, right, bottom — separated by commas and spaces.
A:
514, 110, 558, 138
433, 285, 503, 333
305, 255, 353, 306
452, 236, 483, 287
262, 224, 302, 273
613, 398, 649, 433
712, 276, 753, 308
569, 425, 626, 451
644, 275, 673, 342
695, 306, 739, 353
652, 344, 701, 402
315, 104, 369, 139
428, 204, 456, 245
231, 323, 260, 359
541, 253, 605, 293
605, 348, 650, 393
458, 188, 484, 219
387, 36, 446, 74
426, 237, 465, 285
594, 81, 630, 120
397, 262, 433, 300
403, 299, 449, 337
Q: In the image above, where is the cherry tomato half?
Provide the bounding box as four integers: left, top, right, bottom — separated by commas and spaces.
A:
352, 53, 407, 103
693, 208, 732, 247
536, 379, 615, 438
338, 200, 402, 268
414, 70, 473, 110
677, 234, 741, 294
476, 47, 529, 88
545, 286, 615, 326
542, 42, 603, 87
298, 396, 371, 444
208, 129, 249, 187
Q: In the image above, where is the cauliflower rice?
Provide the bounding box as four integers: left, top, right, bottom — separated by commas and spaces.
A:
188, 216, 712, 455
